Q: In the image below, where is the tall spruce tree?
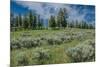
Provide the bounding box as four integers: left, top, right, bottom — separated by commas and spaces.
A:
23, 15, 29, 29
29, 11, 33, 29
37, 15, 43, 29
49, 15, 56, 29
15, 15, 19, 27
18, 14, 22, 27
33, 15, 37, 29
57, 8, 68, 28
10, 13, 14, 27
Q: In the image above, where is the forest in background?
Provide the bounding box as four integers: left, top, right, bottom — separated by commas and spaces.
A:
10, 8, 95, 31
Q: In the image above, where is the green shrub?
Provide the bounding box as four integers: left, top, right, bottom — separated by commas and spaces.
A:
60, 36, 72, 43
17, 54, 29, 66
32, 48, 51, 64
46, 36, 61, 45
11, 39, 21, 49
11, 51, 32, 66
71, 32, 85, 41
46, 37, 55, 45
17, 52, 31, 66
11, 37, 41, 49
20, 32, 32, 37
66, 40, 95, 62
54, 37, 62, 45
10, 55, 18, 67
20, 38, 39, 48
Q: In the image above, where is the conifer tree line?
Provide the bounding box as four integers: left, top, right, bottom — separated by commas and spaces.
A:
48, 8, 95, 29
11, 11, 43, 31
10, 8, 95, 31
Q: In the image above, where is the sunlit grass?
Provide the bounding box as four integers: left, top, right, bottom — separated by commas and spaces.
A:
10, 28, 95, 66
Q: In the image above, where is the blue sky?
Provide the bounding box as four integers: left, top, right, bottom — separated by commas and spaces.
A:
11, 1, 95, 24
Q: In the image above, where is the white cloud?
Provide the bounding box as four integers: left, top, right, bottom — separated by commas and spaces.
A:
14, 1, 95, 23
68, 8, 86, 22
15, 1, 72, 19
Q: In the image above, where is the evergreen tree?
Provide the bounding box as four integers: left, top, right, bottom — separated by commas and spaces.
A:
10, 13, 16, 31
57, 8, 62, 28
18, 14, 22, 27
15, 15, 19, 27
62, 8, 68, 28
57, 8, 68, 28
69, 21, 74, 28
49, 15, 56, 29
75, 20, 79, 28
23, 15, 29, 29
10, 13, 14, 27
37, 15, 43, 29
29, 11, 34, 29
33, 15, 37, 29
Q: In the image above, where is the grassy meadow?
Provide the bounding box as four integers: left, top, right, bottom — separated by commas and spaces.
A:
10, 1, 95, 66
10, 28, 95, 66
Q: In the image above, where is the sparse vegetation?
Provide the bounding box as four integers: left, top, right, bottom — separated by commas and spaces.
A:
11, 28, 95, 66
66, 39, 95, 62
10, 2, 95, 66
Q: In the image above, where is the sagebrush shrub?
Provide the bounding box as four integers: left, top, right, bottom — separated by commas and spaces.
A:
53, 36, 62, 45
88, 39, 95, 48
32, 48, 51, 64
11, 39, 21, 49
11, 31, 90, 49
71, 32, 84, 41
11, 37, 41, 49
17, 52, 31, 66
46, 37, 55, 45
21, 38, 34, 48
66, 40, 95, 62
61, 36, 72, 43
20, 32, 32, 37
40, 36, 47, 40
